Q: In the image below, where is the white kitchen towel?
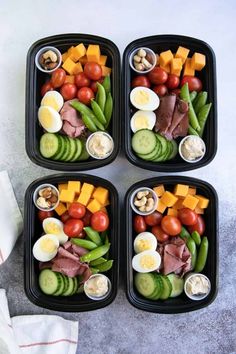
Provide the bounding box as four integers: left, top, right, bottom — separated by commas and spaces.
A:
0, 171, 23, 264
0, 290, 78, 354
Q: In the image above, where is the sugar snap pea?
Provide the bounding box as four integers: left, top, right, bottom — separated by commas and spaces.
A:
180, 83, 200, 131
70, 100, 95, 118
80, 243, 111, 263
96, 82, 106, 112
104, 93, 113, 129
195, 236, 209, 272
90, 257, 107, 266
187, 238, 197, 269
194, 91, 208, 115
96, 260, 113, 272
100, 230, 108, 244
81, 113, 97, 132
71, 238, 97, 250
102, 75, 111, 94
179, 226, 191, 241
90, 267, 99, 274
84, 227, 102, 246
104, 234, 110, 259
188, 125, 199, 136
190, 91, 197, 102
198, 103, 212, 138
91, 99, 107, 125
191, 231, 201, 246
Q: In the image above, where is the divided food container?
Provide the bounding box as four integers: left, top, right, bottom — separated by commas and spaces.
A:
24, 174, 119, 312
125, 176, 218, 313
25, 34, 121, 171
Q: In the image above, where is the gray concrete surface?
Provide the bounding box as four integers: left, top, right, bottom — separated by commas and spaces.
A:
0, 0, 236, 353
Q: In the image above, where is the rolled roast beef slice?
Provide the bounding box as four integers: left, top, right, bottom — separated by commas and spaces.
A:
164, 243, 186, 259
172, 112, 189, 139
163, 251, 185, 275
52, 257, 84, 277
62, 121, 76, 138
72, 244, 88, 256
165, 99, 189, 140
155, 94, 176, 134
60, 100, 84, 127
57, 246, 80, 262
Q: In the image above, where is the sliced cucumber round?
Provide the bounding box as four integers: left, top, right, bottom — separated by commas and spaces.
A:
71, 139, 82, 162
159, 275, 172, 300
40, 133, 61, 159
52, 135, 65, 161
39, 269, 62, 295
132, 129, 157, 155
167, 140, 178, 160
135, 273, 157, 298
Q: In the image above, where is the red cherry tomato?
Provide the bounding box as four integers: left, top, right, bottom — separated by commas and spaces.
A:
152, 84, 168, 97
133, 215, 147, 233
82, 209, 92, 227
91, 211, 109, 232
188, 215, 205, 236
41, 81, 53, 97
38, 210, 54, 222
60, 211, 71, 223
84, 62, 102, 81
90, 78, 104, 93
63, 219, 84, 237
74, 73, 91, 88
147, 67, 168, 85
77, 87, 94, 105
144, 211, 162, 226
166, 74, 180, 89
161, 215, 182, 236
180, 76, 203, 92
178, 208, 198, 226
77, 229, 86, 239
151, 225, 169, 243
50, 68, 66, 88
131, 75, 151, 88
68, 202, 86, 219
60, 83, 77, 100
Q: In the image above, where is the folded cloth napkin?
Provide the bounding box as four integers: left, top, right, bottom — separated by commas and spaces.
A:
0, 290, 78, 354
0, 171, 23, 265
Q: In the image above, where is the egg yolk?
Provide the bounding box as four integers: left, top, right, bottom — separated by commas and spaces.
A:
136, 239, 151, 252
140, 255, 156, 270
45, 222, 61, 234
40, 238, 57, 253
43, 97, 59, 111
134, 90, 150, 105
134, 115, 149, 129
40, 108, 53, 129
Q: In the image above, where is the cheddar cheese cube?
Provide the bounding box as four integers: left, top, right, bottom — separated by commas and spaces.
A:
183, 58, 195, 77
160, 50, 173, 66
77, 183, 95, 206
87, 199, 102, 214
72, 62, 83, 75
170, 58, 182, 76
101, 66, 111, 76
153, 185, 165, 197
167, 208, 178, 217
156, 199, 167, 214
81, 182, 95, 195
172, 199, 184, 210
68, 46, 74, 55
191, 52, 206, 71
99, 55, 107, 66
188, 187, 196, 195
182, 194, 199, 210
64, 75, 75, 84
86, 44, 101, 63
68, 181, 81, 194
55, 202, 67, 216
62, 52, 70, 63
58, 183, 68, 193
174, 184, 189, 197
93, 187, 109, 206
159, 63, 171, 73
160, 191, 178, 207
79, 55, 88, 65
194, 206, 204, 214
70, 43, 86, 62
62, 57, 77, 75
195, 195, 209, 209
175, 46, 190, 64
59, 189, 75, 203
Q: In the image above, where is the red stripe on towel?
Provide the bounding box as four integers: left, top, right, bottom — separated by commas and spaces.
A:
0, 249, 4, 264
19, 339, 77, 348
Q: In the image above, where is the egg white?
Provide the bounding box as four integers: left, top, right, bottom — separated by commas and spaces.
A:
43, 217, 68, 244
33, 234, 59, 262
134, 232, 157, 254
130, 110, 156, 133
38, 106, 63, 133
41, 90, 64, 112
130, 86, 160, 111
132, 250, 161, 273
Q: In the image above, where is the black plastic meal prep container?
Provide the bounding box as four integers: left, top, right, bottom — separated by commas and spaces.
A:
24, 173, 119, 312
125, 176, 218, 313
25, 34, 121, 171
123, 35, 217, 172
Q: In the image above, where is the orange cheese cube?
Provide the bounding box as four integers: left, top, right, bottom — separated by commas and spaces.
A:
93, 187, 109, 206
175, 46, 190, 64
160, 50, 173, 66
77, 183, 95, 206
173, 199, 184, 210
64, 75, 75, 84
62, 52, 70, 63
191, 52, 206, 71
156, 199, 167, 214
81, 182, 95, 195
70, 43, 86, 62
174, 184, 189, 197
68, 181, 81, 194
72, 62, 83, 75
68, 46, 74, 55
159, 63, 171, 73
182, 195, 199, 210
59, 189, 75, 203
171, 58, 182, 76
194, 206, 204, 214
79, 55, 88, 65
86, 44, 101, 63
58, 183, 68, 193
101, 66, 111, 76
55, 202, 67, 216
167, 208, 178, 217
99, 55, 107, 66
188, 187, 196, 195
87, 199, 102, 213
77, 193, 90, 206
195, 195, 209, 209
62, 57, 77, 75
153, 185, 165, 197
160, 191, 178, 207
183, 58, 195, 77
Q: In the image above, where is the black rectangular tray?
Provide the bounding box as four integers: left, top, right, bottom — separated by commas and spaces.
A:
125, 176, 218, 313
26, 34, 121, 171
123, 35, 217, 172
24, 173, 119, 312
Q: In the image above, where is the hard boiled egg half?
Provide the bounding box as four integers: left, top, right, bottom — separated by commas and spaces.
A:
43, 217, 68, 244
38, 106, 62, 133
134, 232, 157, 254
132, 250, 161, 273
41, 91, 64, 112
33, 234, 59, 262
130, 87, 160, 111
130, 110, 156, 133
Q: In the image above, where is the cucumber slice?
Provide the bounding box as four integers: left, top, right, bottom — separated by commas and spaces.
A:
62, 276, 74, 296
77, 140, 90, 161
39, 269, 62, 295
60, 136, 71, 161
159, 275, 172, 300
134, 273, 157, 298
137, 139, 160, 160
155, 133, 168, 155
52, 135, 65, 161
167, 274, 184, 298
64, 137, 77, 161
53, 273, 65, 296
61, 274, 69, 294
147, 275, 164, 300
167, 140, 178, 160
132, 129, 157, 155
40, 133, 61, 159
70, 139, 82, 162
72, 277, 78, 295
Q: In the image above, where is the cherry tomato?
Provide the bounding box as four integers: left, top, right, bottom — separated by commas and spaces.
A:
77, 230, 86, 239
144, 211, 162, 226
77, 87, 94, 105
151, 225, 169, 243
133, 215, 147, 233
60, 211, 71, 223
152, 84, 168, 97
91, 211, 109, 232
63, 219, 84, 237
147, 67, 168, 85
82, 209, 92, 227
161, 216, 182, 236
50, 68, 66, 88
180, 76, 203, 92
68, 202, 86, 219
41, 81, 53, 97
90, 78, 103, 93
60, 83, 77, 100
75, 73, 91, 88
131, 75, 151, 88
166, 74, 180, 90
188, 215, 205, 236
84, 62, 102, 81
178, 208, 198, 226
37, 210, 54, 222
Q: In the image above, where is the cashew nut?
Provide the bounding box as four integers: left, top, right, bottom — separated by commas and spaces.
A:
134, 63, 145, 71
145, 198, 155, 212
137, 48, 146, 57
133, 55, 141, 63
137, 191, 149, 199
134, 196, 147, 207
139, 205, 147, 212
43, 50, 58, 63
141, 57, 152, 69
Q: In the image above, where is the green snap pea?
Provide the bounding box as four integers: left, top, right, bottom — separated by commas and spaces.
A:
84, 226, 102, 246
191, 231, 201, 246
180, 83, 200, 131
70, 101, 95, 118
104, 234, 110, 259
100, 230, 108, 244
80, 243, 111, 263
102, 75, 111, 94
91, 99, 107, 125
194, 91, 208, 115
190, 91, 197, 102
90, 267, 99, 274
179, 226, 191, 241
194, 236, 209, 272
90, 257, 107, 266
187, 238, 197, 269
96, 82, 106, 112
104, 93, 113, 129
188, 125, 199, 136
71, 238, 97, 250
81, 113, 97, 132
96, 260, 113, 272
198, 103, 212, 138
